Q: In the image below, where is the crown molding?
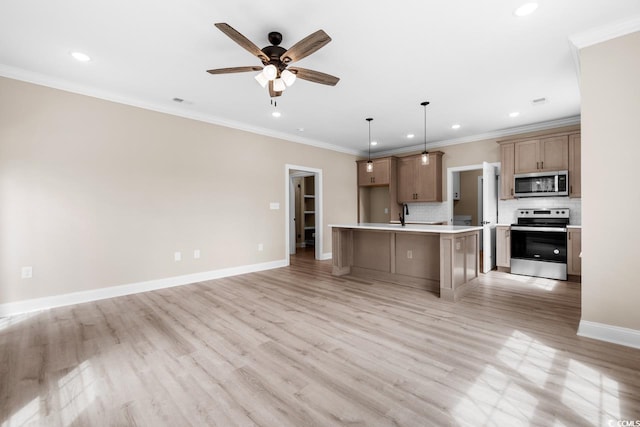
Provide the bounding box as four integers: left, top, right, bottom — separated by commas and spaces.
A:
0, 64, 361, 156
569, 15, 640, 49
369, 116, 581, 158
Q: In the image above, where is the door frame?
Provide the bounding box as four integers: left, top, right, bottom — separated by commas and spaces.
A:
447, 163, 500, 272
285, 164, 323, 263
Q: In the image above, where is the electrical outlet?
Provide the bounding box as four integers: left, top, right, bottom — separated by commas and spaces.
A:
384, 208, 389, 214
407, 250, 413, 259
193, 249, 200, 259
174, 252, 182, 261
258, 243, 264, 251
21, 266, 33, 279
269, 202, 280, 210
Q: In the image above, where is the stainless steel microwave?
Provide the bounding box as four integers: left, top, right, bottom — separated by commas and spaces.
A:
514, 170, 568, 197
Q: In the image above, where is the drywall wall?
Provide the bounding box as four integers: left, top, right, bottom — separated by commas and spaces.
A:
0, 76, 357, 305
580, 31, 640, 331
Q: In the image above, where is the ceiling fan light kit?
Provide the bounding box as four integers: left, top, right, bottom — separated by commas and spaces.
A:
207, 23, 339, 99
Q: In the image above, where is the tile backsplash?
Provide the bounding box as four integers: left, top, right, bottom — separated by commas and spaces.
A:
498, 197, 582, 225
401, 197, 582, 225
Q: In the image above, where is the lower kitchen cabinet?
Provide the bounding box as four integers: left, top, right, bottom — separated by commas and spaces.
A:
567, 227, 582, 276
496, 225, 511, 268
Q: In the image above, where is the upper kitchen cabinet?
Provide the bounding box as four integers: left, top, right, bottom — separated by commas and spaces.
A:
569, 133, 581, 198
357, 157, 392, 186
397, 152, 443, 203
514, 135, 569, 174
500, 143, 515, 200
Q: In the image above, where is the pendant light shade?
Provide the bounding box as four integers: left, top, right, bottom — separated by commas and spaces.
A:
421, 101, 430, 166
273, 78, 286, 92
263, 64, 278, 80
254, 72, 269, 88
366, 118, 373, 172
281, 69, 296, 86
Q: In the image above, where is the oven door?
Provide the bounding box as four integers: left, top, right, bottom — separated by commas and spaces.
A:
510, 226, 567, 280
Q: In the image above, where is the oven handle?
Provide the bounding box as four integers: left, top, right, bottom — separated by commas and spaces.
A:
511, 226, 567, 233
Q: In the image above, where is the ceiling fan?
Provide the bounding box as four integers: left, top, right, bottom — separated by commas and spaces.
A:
207, 23, 340, 98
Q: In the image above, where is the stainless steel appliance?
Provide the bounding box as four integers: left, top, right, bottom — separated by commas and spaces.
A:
514, 170, 568, 197
510, 208, 569, 280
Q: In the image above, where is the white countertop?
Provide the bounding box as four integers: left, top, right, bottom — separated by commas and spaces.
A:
329, 223, 482, 234
567, 225, 582, 229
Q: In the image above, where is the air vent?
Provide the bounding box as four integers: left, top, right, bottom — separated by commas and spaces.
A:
532, 97, 548, 105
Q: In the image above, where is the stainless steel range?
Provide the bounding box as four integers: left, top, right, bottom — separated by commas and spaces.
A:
510, 208, 570, 280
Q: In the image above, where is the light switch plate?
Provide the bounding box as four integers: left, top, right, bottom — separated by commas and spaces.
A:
193, 249, 200, 259
21, 266, 33, 279
270, 202, 280, 210
174, 252, 182, 261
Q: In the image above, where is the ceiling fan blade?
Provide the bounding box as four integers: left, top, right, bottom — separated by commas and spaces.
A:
289, 67, 340, 86
268, 80, 282, 97
207, 66, 263, 74
214, 23, 268, 62
280, 30, 331, 63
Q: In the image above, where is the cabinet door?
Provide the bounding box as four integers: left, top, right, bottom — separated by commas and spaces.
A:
396, 157, 417, 202
496, 226, 511, 267
357, 158, 390, 186
569, 134, 581, 198
567, 228, 582, 276
540, 135, 569, 171
514, 139, 539, 173
500, 143, 515, 200
415, 153, 441, 202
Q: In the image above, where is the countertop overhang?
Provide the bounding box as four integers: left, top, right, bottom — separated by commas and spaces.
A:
329, 223, 482, 234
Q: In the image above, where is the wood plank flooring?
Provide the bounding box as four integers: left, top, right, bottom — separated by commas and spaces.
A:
1, 253, 639, 426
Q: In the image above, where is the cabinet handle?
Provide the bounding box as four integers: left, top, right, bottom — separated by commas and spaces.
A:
536, 161, 539, 169
541, 161, 544, 169
570, 185, 573, 194
511, 188, 513, 196
568, 233, 571, 240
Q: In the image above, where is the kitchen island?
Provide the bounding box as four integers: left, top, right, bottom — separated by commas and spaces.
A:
330, 223, 482, 302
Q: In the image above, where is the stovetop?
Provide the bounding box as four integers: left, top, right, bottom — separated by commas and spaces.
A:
514, 208, 570, 226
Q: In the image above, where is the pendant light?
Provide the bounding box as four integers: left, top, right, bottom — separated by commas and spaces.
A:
421, 101, 430, 165
366, 118, 374, 172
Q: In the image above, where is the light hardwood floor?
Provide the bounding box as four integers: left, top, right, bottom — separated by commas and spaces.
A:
1, 253, 639, 426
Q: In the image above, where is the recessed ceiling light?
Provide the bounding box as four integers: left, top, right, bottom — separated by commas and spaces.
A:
172, 97, 184, 103
451, 124, 461, 130
406, 134, 415, 139
272, 111, 281, 118
370, 141, 378, 146
70, 51, 91, 62
514, 2, 538, 17
509, 111, 520, 118
297, 127, 305, 132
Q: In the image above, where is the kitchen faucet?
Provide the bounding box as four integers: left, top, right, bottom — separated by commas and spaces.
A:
399, 203, 409, 226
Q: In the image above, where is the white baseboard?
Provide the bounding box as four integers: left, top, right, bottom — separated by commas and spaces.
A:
577, 320, 640, 350
320, 252, 332, 261
0, 259, 288, 318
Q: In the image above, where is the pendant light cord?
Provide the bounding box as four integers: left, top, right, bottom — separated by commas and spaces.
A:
366, 117, 373, 161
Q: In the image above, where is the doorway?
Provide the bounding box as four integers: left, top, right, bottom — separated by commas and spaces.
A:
285, 165, 323, 264
447, 162, 499, 273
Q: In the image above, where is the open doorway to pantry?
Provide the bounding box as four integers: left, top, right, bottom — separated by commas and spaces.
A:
285, 165, 323, 264
448, 162, 499, 273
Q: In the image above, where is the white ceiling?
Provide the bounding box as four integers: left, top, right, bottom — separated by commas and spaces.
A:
1, 1, 639, 156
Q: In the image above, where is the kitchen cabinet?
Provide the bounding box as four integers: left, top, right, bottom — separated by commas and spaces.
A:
356, 157, 400, 223
357, 157, 391, 186
514, 135, 569, 174
500, 143, 515, 200
567, 228, 582, 276
569, 133, 581, 198
496, 225, 511, 268
397, 152, 443, 203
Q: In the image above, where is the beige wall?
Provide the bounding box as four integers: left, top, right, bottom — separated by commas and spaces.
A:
580, 31, 640, 330
0, 77, 357, 304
